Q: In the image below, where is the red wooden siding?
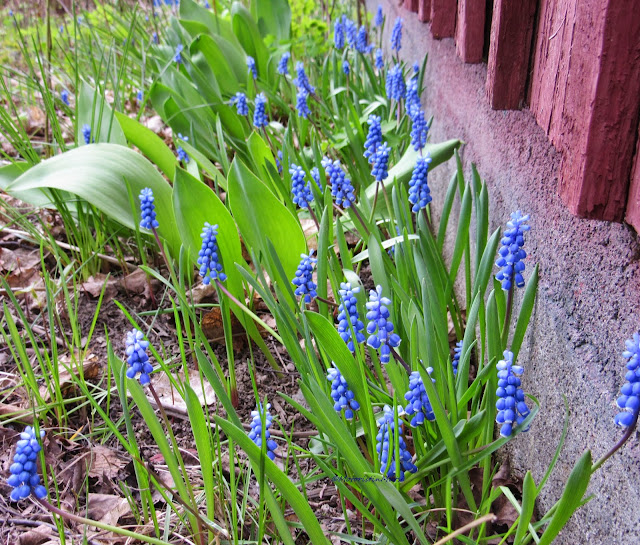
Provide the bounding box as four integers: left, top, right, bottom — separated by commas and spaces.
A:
430, 0, 456, 38
404, 0, 419, 13
628, 123, 640, 232
418, 0, 431, 22
455, 0, 485, 63
485, 0, 537, 109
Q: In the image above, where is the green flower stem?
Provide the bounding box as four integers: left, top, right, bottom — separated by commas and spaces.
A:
592, 408, 640, 472
389, 346, 411, 374
501, 285, 514, 347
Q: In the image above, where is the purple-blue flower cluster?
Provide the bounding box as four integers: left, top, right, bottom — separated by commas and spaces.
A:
198, 222, 226, 284
246, 55, 257, 79
364, 114, 382, 163
7, 427, 47, 502
386, 64, 406, 102
327, 365, 360, 419
342, 60, 350, 76
61, 89, 70, 106
290, 163, 313, 209
292, 251, 317, 304
356, 25, 369, 54
294, 61, 315, 94
322, 157, 356, 208
277, 52, 290, 75
139, 187, 159, 230
253, 93, 268, 128
390, 17, 403, 52
176, 133, 189, 163
365, 285, 401, 364
371, 142, 390, 182
334, 18, 345, 50
495, 211, 530, 291
404, 369, 435, 426
248, 404, 278, 460
337, 283, 365, 352
615, 332, 640, 427
452, 340, 463, 376
125, 329, 154, 385
408, 155, 433, 213
174, 43, 184, 64
376, 405, 417, 481
296, 88, 310, 118
374, 5, 384, 27
410, 109, 429, 151
230, 92, 248, 116
375, 48, 384, 70
495, 350, 530, 437
82, 123, 92, 144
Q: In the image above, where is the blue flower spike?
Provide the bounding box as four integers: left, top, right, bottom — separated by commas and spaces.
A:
495, 211, 531, 291
386, 64, 406, 102
296, 87, 311, 118
248, 403, 278, 460
327, 364, 360, 419
253, 93, 269, 128
344, 17, 357, 48
408, 155, 433, 213
7, 426, 48, 502
176, 133, 189, 163
229, 92, 248, 116
365, 285, 401, 364
374, 5, 384, 27
322, 157, 357, 209
246, 55, 257, 79
290, 163, 314, 209
311, 166, 322, 190
452, 339, 464, 376
61, 89, 70, 106
198, 222, 226, 284
342, 60, 350, 76
125, 329, 154, 385
277, 52, 290, 75
495, 350, 530, 437
292, 251, 317, 304
371, 142, 391, 182
174, 43, 184, 64
364, 114, 382, 163
406, 78, 421, 119
294, 61, 315, 94
139, 187, 159, 230
376, 405, 417, 482
334, 18, 345, 50
375, 48, 384, 70
404, 369, 435, 426
390, 17, 403, 52
615, 332, 640, 428
337, 282, 366, 351
410, 109, 429, 151
356, 26, 369, 54
81, 124, 92, 145
276, 150, 283, 175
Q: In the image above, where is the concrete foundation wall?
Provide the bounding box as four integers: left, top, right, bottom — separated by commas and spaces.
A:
367, 1, 640, 542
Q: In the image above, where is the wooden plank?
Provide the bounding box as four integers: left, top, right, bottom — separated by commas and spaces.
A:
543, 0, 640, 220
404, 0, 419, 13
430, 0, 456, 38
485, 0, 537, 108
418, 0, 431, 21
626, 124, 640, 233
456, 0, 486, 63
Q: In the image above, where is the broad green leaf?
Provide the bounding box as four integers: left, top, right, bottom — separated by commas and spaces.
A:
190, 34, 245, 96
227, 158, 305, 281
0, 162, 53, 207
77, 81, 126, 146
115, 112, 176, 180
214, 416, 330, 545
231, 2, 272, 83
6, 144, 181, 255
511, 264, 539, 361
251, 0, 291, 41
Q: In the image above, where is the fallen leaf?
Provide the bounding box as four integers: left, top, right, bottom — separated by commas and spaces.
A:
87, 493, 131, 526
117, 268, 150, 294
148, 370, 216, 414
19, 524, 53, 545
81, 273, 117, 299
26, 106, 46, 135
39, 353, 101, 401
87, 445, 129, 484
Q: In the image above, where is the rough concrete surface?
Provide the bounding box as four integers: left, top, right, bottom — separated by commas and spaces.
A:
367, 1, 640, 543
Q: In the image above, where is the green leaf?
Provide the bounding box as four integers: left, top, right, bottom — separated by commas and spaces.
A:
0, 162, 52, 207
514, 472, 538, 545
214, 416, 330, 545
190, 34, 246, 96
538, 450, 592, 545
227, 158, 305, 282
511, 264, 539, 361
77, 81, 126, 146
115, 112, 176, 180
231, 2, 272, 83
251, 0, 291, 41
6, 144, 181, 255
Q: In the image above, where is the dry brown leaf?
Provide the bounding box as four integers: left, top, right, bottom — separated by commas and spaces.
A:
87, 445, 129, 484
0, 402, 34, 423
39, 354, 101, 401
81, 273, 117, 299
148, 370, 216, 413
26, 106, 46, 135
117, 268, 150, 294
18, 524, 54, 545
87, 493, 131, 526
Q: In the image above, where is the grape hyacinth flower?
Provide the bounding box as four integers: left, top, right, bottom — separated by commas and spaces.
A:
410, 109, 429, 151
139, 187, 159, 230
344, 17, 357, 48
322, 157, 356, 208
253, 93, 268, 128
277, 52, 290, 75
311, 167, 322, 190
293, 61, 315, 94
390, 17, 403, 52
495, 350, 530, 437
174, 43, 184, 64
327, 364, 360, 419
291, 251, 317, 304
406, 78, 421, 118
386, 64, 406, 102
229, 91, 248, 116
408, 155, 433, 213
276, 150, 283, 175
204, 0, 210, 7
375, 48, 384, 70
125, 329, 154, 385
7, 427, 47, 502
246, 55, 257, 79
198, 222, 226, 284
152, 31, 159, 44
334, 18, 345, 50
248, 404, 278, 460
371, 142, 390, 182
365, 285, 401, 364
290, 163, 313, 209
376, 405, 417, 481
137, 90, 144, 103
364, 114, 382, 163
296, 87, 311, 118
404, 369, 435, 426
176, 133, 189, 163
374, 5, 384, 27
356, 25, 368, 54
81, 124, 92, 144
495, 211, 531, 291
614, 332, 640, 427
337, 283, 366, 352
61, 89, 69, 106
342, 60, 350, 76
452, 339, 463, 376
